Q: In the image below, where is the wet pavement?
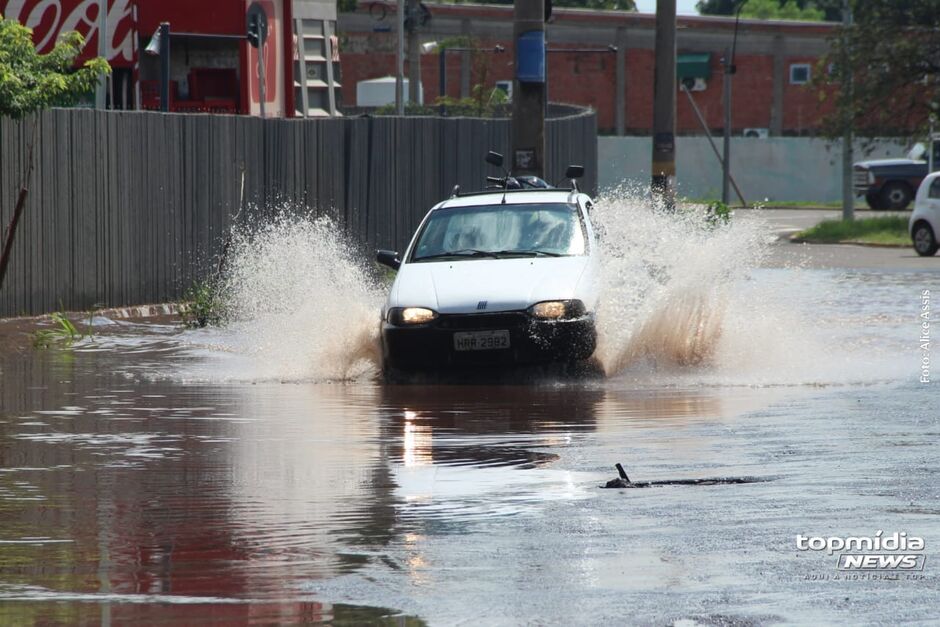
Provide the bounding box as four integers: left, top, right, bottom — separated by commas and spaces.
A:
1, 235, 938, 625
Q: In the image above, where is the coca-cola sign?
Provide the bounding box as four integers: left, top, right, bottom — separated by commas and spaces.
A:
1, 0, 136, 66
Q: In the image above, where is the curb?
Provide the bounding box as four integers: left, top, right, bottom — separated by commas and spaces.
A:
787, 236, 908, 249
1, 303, 182, 324
97, 303, 183, 319
748, 206, 841, 212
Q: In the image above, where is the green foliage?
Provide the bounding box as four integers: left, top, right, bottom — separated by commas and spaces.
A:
742, 0, 823, 20
375, 85, 509, 117
32, 312, 84, 349
704, 200, 733, 227
815, 0, 940, 139
450, 0, 636, 9
795, 215, 910, 245
696, 0, 737, 13
553, 0, 636, 9
0, 13, 110, 118
437, 36, 475, 49
181, 280, 222, 328
374, 37, 511, 118
337, 0, 358, 13
375, 100, 424, 116
697, 0, 832, 20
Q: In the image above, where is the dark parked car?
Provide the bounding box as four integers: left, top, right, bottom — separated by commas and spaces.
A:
854, 141, 940, 210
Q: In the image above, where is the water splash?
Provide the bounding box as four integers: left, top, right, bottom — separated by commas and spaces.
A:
592, 189, 912, 386
170, 193, 910, 386
593, 189, 768, 377
207, 213, 384, 382
189, 197, 795, 384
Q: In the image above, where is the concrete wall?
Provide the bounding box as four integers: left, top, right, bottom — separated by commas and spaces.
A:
598, 136, 907, 203
0, 107, 596, 318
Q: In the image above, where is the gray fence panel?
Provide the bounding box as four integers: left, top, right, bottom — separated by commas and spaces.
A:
0, 107, 597, 317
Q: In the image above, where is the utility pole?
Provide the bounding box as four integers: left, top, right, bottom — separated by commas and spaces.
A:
841, 0, 854, 221
396, 0, 405, 114
511, 0, 546, 178
651, 0, 676, 210
722, 1, 748, 206
721, 45, 732, 205
159, 22, 170, 113
258, 40, 266, 119
96, 0, 108, 109
407, 0, 421, 104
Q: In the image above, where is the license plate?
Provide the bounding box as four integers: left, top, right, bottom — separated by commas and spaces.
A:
453, 330, 511, 351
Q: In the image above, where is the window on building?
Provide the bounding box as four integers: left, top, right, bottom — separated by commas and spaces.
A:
790, 63, 811, 85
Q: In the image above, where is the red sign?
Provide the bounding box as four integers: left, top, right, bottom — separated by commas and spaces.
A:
1, 0, 137, 67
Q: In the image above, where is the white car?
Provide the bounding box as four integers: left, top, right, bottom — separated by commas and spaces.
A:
376, 164, 599, 375
910, 171, 940, 256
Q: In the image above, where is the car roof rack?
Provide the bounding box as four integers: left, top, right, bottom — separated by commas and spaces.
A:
444, 187, 579, 200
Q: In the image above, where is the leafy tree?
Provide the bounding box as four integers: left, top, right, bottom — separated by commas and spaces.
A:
0, 14, 110, 117
741, 0, 823, 20
553, 0, 636, 9
696, 0, 737, 13
815, 0, 940, 138
0, 14, 110, 292
697, 0, 833, 20
803, 0, 843, 21
449, 0, 636, 10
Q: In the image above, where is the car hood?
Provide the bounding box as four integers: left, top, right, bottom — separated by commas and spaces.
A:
855, 158, 925, 169
390, 256, 595, 314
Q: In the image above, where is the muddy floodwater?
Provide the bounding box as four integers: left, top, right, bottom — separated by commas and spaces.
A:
1, 213, 939, 624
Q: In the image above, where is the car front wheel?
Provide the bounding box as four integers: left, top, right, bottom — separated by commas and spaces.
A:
912, 221, 939, 257
865, 191, 883, 210
879, 182, 913, 211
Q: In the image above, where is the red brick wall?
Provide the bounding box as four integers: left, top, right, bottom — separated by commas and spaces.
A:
547, 47, 618, 129
338, 6, 838, 134
782, 57, 834, 134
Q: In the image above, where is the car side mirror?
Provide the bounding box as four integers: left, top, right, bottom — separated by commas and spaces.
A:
565, 165, 584, 179
486, 151, 504, 168
376, 249, 401, 271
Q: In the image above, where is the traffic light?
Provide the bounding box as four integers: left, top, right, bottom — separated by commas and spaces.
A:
246, 3, 268, 48
247, 15, 259, 47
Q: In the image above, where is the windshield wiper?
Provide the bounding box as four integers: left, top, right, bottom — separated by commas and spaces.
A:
414, 249, 501, 262
491, 249, 564, 257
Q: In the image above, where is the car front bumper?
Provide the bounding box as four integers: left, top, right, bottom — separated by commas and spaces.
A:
382, 310, 597, 370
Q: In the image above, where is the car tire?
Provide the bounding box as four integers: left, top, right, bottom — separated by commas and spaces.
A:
383, 367, 406, 384
381, 354, 403, 384
865, 191, 884, 210
878, 182, 913, 211
912, 221, 939, 257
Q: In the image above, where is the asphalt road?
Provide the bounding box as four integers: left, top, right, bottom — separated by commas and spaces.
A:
734, 207, 940, 270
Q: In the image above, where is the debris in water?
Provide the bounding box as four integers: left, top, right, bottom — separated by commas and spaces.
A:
601, 463, 771, 489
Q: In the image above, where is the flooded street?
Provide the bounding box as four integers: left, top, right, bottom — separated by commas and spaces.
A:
1, 209, 938, 624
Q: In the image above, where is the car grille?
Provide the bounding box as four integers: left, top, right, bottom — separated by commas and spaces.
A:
853, 167, 870, 190
436, 312, 529, 331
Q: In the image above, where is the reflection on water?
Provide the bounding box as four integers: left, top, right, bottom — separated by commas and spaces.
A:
0, 590, 425, 626
0, 325, 784, 621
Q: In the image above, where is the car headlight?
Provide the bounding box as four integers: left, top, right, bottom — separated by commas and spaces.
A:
529, 300, 587, 320
388, 307, 438, 325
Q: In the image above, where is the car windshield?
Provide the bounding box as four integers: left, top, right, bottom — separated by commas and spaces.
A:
411, 203, 585, 261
